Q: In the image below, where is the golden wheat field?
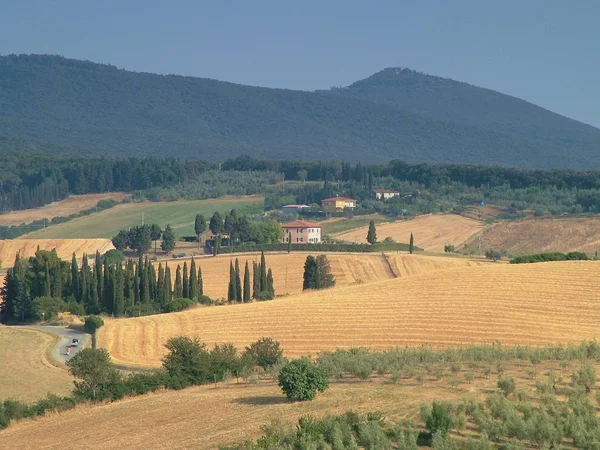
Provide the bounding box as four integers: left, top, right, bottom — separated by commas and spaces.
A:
465, 217, 600, 256
159, 252, 480, 299
1, 357, 591, 450
0, 239, 114, 267
0, 327, 73, 401
333, 214, 484, 252
99, 261, 600, 367
0, 193, 129, 226
0, 373, 506, 449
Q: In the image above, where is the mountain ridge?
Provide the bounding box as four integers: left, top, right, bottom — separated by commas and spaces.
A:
1, 54, 599, 169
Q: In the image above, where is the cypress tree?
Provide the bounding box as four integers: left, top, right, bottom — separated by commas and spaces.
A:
102, 259, 111, 311
71, 253, 79, 301
252, 261, 260, 299
88, 267, 99, 314
174, 265, 183, 298
115, 265, 125, 316
409, 232, 414, 254
80, 254, 89, 306
123, 260, 133, 309
43, 261, 51, 297
157, 263, 165, 305
366, 220, 377, 245
287, 232, 292, 253
133, 262, 140, 305
302, 255, 318, 290
260, 251, 267, 292
182, 261, 189, 298
197, 266, 203, 296
165, 265, 172, 305
141, 264, 150, 304
235, 258, 242, 302
95, 250, 103, 301
228, 261, 236, 302
266, 268, 275, 296
189, 258, 198, 300
148, 260, 157, 304
243, 261, 251, 302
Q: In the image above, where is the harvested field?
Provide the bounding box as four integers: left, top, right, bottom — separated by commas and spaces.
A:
0, 327, 73, 402
0, 370, 516, 449
466, 217, 600, 256
2, 358, 593, 449
333, 214, 483, 252
99, 261, 600, 367
0, 239, 114, 267
23, 196, 264, 239
160, 252, 482, 299
0, 193, 128, 226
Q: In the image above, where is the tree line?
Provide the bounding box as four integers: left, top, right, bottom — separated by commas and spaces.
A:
227, 252, 275, 302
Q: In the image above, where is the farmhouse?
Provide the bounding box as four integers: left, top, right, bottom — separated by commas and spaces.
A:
282, 204, 309, 214
281, 220, 322, 243
321, 196, 357, 212
372, 188, 400, 200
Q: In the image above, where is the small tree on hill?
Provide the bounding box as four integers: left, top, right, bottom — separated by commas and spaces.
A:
302, 255, 318, 290
194, 214, 206, 248
84, 315, 105, 349
243, 261, 251, 302
228, 261, 237, 302
67, 348, 119, 400
287, 232, 292, 253
243, 337, 283, 371
278, 358, 329, 401
366, 220, 377, 245
485, 249, 502, 262
150, 224, 162, 254
316, 255, 335, 289
209, 212, 224, 236
162, 336, 212, 388
235, 258, 243, 302
409, 232, 414, 254
161, 224, 176, 253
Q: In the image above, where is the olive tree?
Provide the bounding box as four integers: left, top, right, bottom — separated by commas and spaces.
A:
278, 358, 329, 401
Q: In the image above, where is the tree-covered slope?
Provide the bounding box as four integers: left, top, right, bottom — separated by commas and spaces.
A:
1, 55, 599, 168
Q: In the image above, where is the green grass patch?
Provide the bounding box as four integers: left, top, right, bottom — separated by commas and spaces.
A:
24, 196, 264, 239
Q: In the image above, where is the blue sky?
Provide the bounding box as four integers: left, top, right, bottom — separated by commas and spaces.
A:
2, 0, 599, 127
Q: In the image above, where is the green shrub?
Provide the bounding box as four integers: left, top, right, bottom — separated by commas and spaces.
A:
243, 337, 283, 370
83, 315, 105, 334
32, 296, 67, 321
425, 402, 453, 436
278, 358, 329, 401
163, 297, 195, 313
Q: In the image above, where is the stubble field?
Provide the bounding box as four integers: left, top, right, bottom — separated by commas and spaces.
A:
0, 327, 73, 401
333, 214, 484, 252
0, 193, 129, 226
0, 239, 114, 267
98, 261, 600, 367
466, 217, 600, 256
160, 252, 482, 299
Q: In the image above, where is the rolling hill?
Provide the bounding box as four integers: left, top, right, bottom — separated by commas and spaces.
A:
98, 261, 600, 367
2, 55, 600, 168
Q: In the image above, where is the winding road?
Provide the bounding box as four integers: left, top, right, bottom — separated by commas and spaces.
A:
20, 326, 90, 363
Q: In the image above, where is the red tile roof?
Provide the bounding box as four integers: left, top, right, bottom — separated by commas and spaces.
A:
281, 220, 322, 229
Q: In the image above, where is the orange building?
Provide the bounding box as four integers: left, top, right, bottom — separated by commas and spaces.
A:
321, 196, 357, 212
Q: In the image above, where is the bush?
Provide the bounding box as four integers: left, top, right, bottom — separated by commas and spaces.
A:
161, 336, 212, 388
163, 297, 195, 313
497, 377, 516, 397
510, 251, 589, 264
278, 358, 329, 401
84, 315, 105, 334
425, 402, 453, 436
485, 249, 502, 261
243, 337, 283, 370
32, 296, 67, 321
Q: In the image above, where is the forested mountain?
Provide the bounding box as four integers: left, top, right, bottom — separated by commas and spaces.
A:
1, 55, 600, 169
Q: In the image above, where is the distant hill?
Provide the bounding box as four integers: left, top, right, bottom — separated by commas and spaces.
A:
1, 54, 599, 169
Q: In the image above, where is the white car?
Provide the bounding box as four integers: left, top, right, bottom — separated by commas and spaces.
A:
71, 338, 80, 347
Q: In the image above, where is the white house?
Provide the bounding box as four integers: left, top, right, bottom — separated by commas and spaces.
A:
281, 220, 322, 244
372, 189, 400, 201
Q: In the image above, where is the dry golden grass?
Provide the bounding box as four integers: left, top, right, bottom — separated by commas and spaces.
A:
99, 260, 600, 367
0, 326, 73, 402
333, 214, 484, 252
0, 239, 114, 267
0, 360, 588, 450
0, 374, 500, 449
160, 252, 483, 300
0, 193, 128, 226
467, 217, 600, 256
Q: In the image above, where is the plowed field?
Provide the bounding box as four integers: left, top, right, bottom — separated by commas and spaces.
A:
333, 214, 483, 252
98, 261, 600, 367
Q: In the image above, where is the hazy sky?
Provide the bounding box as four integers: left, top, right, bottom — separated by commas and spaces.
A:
2, 0, 599, 127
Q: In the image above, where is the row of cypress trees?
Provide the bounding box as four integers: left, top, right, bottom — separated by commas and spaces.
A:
0, 249, 204, 322
227, 251, 275, 302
